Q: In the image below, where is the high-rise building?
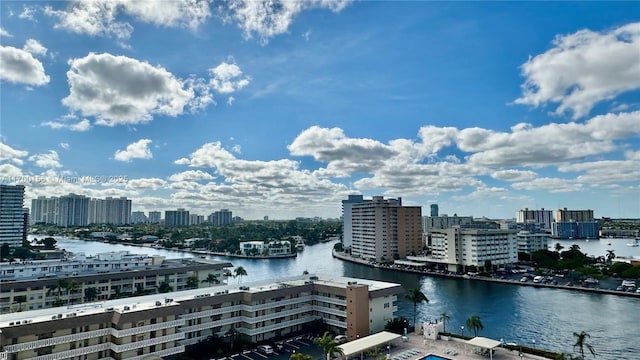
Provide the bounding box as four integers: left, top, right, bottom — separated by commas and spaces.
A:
0, 185, 25, 248
207, 209, 232, 225
30, 196, 58, 224
165, 208, 190, 227
422, 213, 473, 234
430, 204, 439, 217
189, 214, 205, 225
88, 197, 131, 225
347, 196, 422, 261
555, 208, 595, 222
517, 208, 554, 230
131, 211, 147, 224
57, 194, 89, 227
341, 195, 365, 249
148, 211, 161, 224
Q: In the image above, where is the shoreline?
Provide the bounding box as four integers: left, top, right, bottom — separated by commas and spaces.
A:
332, 250, 640, 298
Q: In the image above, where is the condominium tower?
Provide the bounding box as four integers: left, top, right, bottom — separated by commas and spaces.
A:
347, 196, 422, 262
0, 185, 25, 248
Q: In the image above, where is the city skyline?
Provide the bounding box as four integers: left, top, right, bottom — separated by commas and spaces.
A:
1, 1, 639, 220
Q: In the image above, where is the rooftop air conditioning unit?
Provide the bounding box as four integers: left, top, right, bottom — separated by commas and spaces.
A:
123, 306, 130, 311
155, 301, 162, 306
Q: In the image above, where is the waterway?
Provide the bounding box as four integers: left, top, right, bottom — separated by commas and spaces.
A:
50, 237, 639, 359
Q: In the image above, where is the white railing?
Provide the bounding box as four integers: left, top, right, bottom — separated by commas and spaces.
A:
181, 295, 314, 320
312, 295, 346, 306
127, 345, 185, 360
109, 332, 184, 353
31, 343, 110, 360
3, 329, 111, 352
113, 319, 185, 337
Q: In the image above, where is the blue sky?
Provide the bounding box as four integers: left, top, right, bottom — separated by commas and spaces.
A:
1, 1, 639, 220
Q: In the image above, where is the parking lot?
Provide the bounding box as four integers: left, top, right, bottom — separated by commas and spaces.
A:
215, 336, 324, 360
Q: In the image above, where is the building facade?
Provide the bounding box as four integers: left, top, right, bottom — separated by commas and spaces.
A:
554, 208, 595, 222
422, 214, 473, 234
239, 240, 292, 256
207, 209, 233, 225
341, 195, 365, 250
147, 211, 162, 224
0, 185, 25, 248
348, 196, 422, 262
516, 231, 550, 254
0, 252, 232, 314
0, 275, 402, 360
165, 209, 190, 227
516, 208, 554, 231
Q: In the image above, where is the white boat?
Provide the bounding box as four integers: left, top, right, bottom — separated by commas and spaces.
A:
627, 238, 640, 247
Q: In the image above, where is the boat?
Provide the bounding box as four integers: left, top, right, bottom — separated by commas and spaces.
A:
626, 238, 640, 247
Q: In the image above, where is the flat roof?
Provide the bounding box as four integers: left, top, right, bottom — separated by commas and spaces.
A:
466, 337, 502, 349
339, 332, 401, 357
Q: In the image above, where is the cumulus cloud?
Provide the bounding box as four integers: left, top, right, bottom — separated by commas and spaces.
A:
23, 39, 47, 57
223, 0, 351, 42
0, 163, 23, 178
0, 142, 29, 165
515, 22, 640, 119
0, 45, 50, 86
41, 119, 92, 132
491, 169, 538, 182
512, 177, 583, 192
62, 53, 195, 126
29, 150, 62, 168
125, 177, 166, 190
209, 61, 251, 94
168, 170, 215, 182
44, 0, 211, 40
0, 28, 12, 37
114, 139, 153, 162
19, 6, 38, 21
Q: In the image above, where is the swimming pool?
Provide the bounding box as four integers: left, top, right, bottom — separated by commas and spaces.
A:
419, 355, 452, 360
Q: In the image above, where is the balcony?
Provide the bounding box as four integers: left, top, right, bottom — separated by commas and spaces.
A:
128, 345, 185, 360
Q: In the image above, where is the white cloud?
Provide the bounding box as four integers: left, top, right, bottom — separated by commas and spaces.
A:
512, 177, 583, 193
174, 158, 191, 165
23, 39, 47, 57
29, 150, 62, 168
44, 0, 211, 40
515, 22, 640, 119
114, 139, 153, 162
209, 62, 251, 94
62, 53, 195, 126
0, 27, 12, 37
224, 0, 351, 43
168, 170, 215, 182
19, 6, 38, 22
41, 119, 92, 132
125, 178, 166, 190
0, 142, 28, 165
0, 45, 50, 86
491, 169, 538, 182
59, 143, 70, 150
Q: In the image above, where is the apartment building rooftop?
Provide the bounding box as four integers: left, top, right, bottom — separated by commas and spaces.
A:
0, 274, 402, 328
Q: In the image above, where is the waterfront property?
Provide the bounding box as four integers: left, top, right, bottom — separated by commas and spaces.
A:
239, 239, 293, 256
411, 228, 518, 273
0, 274, 402, 360
0, 251, 232, 313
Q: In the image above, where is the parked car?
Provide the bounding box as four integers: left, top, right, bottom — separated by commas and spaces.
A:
334, 335, 347, 344
257, 345, 274, 355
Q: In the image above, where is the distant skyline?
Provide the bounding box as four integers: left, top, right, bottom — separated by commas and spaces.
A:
1, 1, 639, 220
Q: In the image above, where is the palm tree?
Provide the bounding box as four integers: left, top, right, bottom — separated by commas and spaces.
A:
605, 250, 615, 264
290, 353, 313, 360
47, 279, 69, 306
440, 312, 450, 333
555, 243, 565, 253
67, 280, 80, 304
405, 288, 429, 329
314, 332, 344, 360
573, 331, 596, 359
201, 273, 220, 286
84, 287, 98, 302
223, 269, 233, 284
466, 315, 484, 337
234, 266, 248, 283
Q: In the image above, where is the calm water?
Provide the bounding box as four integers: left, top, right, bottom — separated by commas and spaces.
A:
51, 237, 639, 359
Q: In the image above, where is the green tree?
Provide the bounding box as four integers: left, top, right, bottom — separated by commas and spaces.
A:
0, 243, 10, 259
47, 279, 69, 306
573, 331, 596, 360
385, 317, 409, 335
13, 295, 27, 312
201, 273, 220, 287
84, 287, 98, 302
223, 269, 233, 284
290, 353, 313, 360
405, 288, 429, 328
225, 327, 238, 351
555, 242, 565, 254
42, 237, 57, 250
466, 315, 484, 337
158, 281, 173, 293
605, 250, 616, 264
67, 280, 80, 304
186, 275, 199, 289
440, 312, 450, 333
314, 332, 344, 360
234, 266, 248, 283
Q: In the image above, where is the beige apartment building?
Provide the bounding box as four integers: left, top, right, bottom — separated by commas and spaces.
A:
0, 275, 402, 360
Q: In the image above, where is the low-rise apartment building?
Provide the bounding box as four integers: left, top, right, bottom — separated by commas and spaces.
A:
0, 252, 232, 314
0, 275, 402, 360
